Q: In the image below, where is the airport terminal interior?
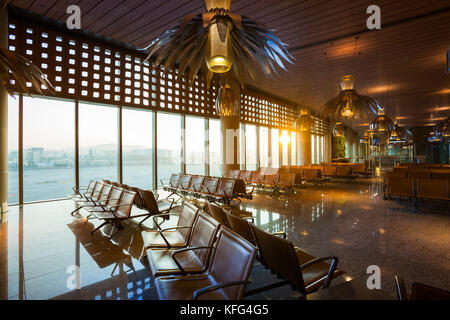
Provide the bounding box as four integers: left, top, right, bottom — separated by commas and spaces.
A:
0, 0, 449, 301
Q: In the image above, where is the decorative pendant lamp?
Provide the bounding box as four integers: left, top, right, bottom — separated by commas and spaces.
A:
205, 1, 233, 73
143, 0, 294, 88
215, 82, 240, 117
320, 75, 379, 122
333, 122, 346, 137
433, 117, 450, 140
369, 108, 394, 133
389, 120, 408, 143
294, 108, 314, 132
319, 38, 379, 122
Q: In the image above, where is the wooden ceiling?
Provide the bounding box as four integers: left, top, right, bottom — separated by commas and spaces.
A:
11, 0, 450, 132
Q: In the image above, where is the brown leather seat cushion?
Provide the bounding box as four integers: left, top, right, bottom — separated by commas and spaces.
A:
148, 248, 204, 277
387, 178, 414, 197
416, 179, 449, 200
156, 199, 174, 212
155, 228, 257, 300
141, 201, 198, 248
142, 230, 188, 249
147, 212, 220, 276
295, 248, 344, 292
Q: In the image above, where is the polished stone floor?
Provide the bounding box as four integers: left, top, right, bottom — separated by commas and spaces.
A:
0, 178, 449, 300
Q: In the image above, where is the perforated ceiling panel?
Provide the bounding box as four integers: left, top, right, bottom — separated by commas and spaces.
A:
7, 15, 327, 131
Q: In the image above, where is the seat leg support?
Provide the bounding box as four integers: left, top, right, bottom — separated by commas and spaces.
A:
91, 221, 108, 234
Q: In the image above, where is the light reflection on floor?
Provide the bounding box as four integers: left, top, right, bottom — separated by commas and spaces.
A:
0, 177, 449, 299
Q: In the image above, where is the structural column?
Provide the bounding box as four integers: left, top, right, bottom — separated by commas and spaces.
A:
300, 131, 312, 165
220, 115, 240, 176
0, 8, 8, 223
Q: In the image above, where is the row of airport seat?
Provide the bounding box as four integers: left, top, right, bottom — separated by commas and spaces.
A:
390, 167, 450, 180
70, 180, 176, 233
141, 201, 344, 300
161, 173, 253, 204
383, 177, 450, 208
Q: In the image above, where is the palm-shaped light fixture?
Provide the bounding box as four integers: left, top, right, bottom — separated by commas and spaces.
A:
0, 1, 52, 96
143, 0, 293, 117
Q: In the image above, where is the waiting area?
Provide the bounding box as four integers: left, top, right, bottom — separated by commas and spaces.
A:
1, 0, 449, 309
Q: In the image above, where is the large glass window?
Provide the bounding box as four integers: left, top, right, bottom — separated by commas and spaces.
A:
259, 126, 269, 168
8, 96, 19, 204
291, 131, 297, 165
157, 112, 181, 185
316, 135, 320, 164
271, 128, 279, 168
240, 124, 245, 169
209, 119, 221, 177
79, 103, 118, 186
23, 97, 75, 202
311, 134, 316, 164
245, 124, 257, 170
281, 129, 289, 166
122, 108, 153, 189
185, 116, 205, 175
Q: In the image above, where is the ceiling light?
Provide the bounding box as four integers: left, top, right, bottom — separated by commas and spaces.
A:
144, 0, 293, 89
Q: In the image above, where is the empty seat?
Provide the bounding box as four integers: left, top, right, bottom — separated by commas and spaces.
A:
353, 163, 366, 174
395, 275, 450, 300
409, 171, 431, 179
138, 189, 176, 225
188, 175, 205, 193
213, 178, 235, 204
141, 201, 199, 249
384, 178, 415, 199
336, 165, 352, 177
178, 174, 192, 192
323, 166, 337, 177
272, 173, 295, 196
431, 172, 450, 180
201, 177, 219, 195
147, 212, 220, 277
263, 174, 279, 188
248, 171, 264, 186
162, 173, 181, 192
90, 189, 136, 234
249, 225, 344, 297
225, 170, 240, 179
416, 179, 449, 201
206, 202, 231, 228
154, 227, 257, 300
238, 170, 252, 183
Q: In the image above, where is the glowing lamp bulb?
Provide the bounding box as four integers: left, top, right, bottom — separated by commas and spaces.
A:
341, 101, 354, 118
206, 55, 232, 73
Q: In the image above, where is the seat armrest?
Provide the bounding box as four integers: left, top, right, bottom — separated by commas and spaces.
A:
171, 246, 213, 275
272, 231, 286, 239
159, 226, 192, 248
299, 256, 339, 289
394, 275, 408, 300
243, 216, 255, 224
152, 213, 181, 230
193, 280, 250, 300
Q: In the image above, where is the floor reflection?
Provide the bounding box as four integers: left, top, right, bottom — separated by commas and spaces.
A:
1, 178, 449, 299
